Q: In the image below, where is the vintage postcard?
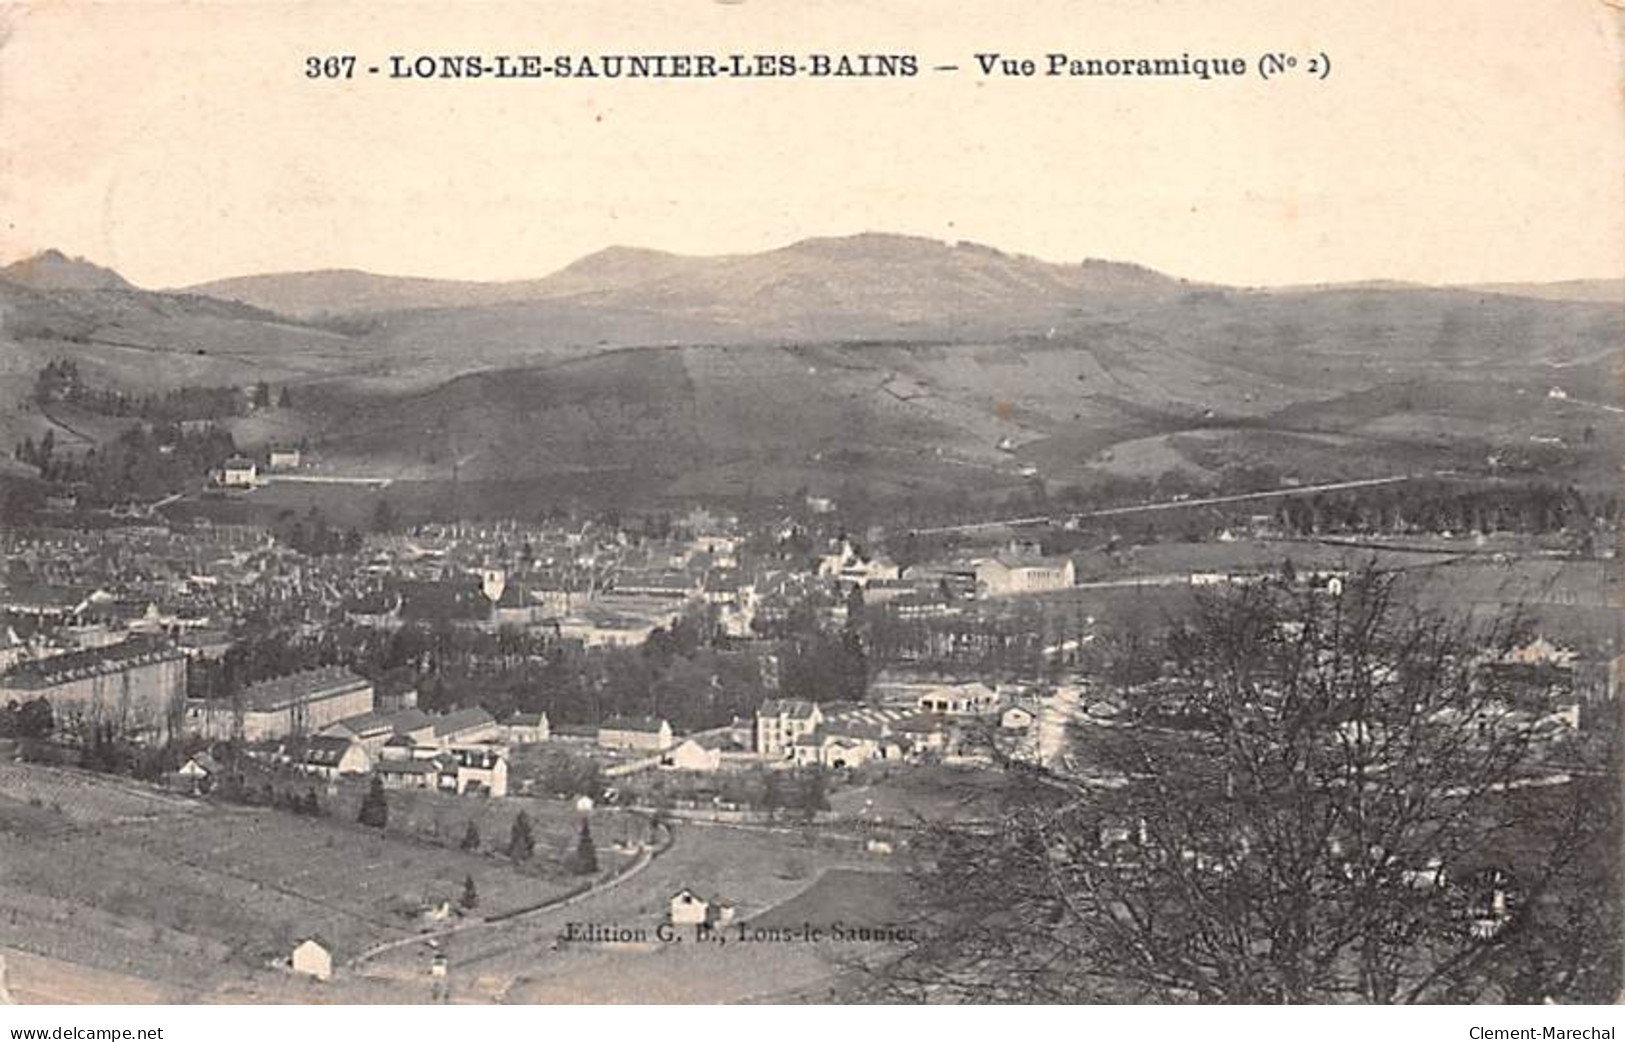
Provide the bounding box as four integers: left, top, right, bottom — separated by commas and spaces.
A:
0, 0, 1621, 1009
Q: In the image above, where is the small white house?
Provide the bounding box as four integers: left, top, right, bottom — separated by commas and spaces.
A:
662, 737, 722, 773
448, 746, 509, 797
669, 888, 710, 926
267, 446, 302, 470
503, 711, 550, 744
220, 456, 258, 488
291, 937, 333, 981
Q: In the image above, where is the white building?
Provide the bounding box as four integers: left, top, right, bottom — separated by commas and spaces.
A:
290, 938, 333, 982
755, 699, 824, 757
446, 746, 508, 797
669, 889, 710, 926
267, 447, 302, 470
973, 555, 1075, 598
916, 681, 999, 716
662, 736, 722, 773
503, 711, 550, 744
220, 456, 258, 488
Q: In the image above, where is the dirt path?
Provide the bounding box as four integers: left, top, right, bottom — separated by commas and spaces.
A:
912, 472, 1421, 535
347, 818, 671, 973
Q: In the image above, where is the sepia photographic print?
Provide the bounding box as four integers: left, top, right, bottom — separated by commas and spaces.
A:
0, 0, 1621, 1012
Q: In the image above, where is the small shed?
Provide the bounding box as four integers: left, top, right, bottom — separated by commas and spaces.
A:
669, 888, 710, 926
175, 752, 220, 794
291, 937, 333, 982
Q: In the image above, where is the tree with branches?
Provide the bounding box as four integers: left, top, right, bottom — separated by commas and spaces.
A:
886, 567, 1617, 1003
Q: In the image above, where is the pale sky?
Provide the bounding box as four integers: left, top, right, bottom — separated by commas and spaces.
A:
1, 0, 1621, 288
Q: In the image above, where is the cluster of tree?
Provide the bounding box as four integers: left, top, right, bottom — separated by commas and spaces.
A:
273, 506, 364, 557
0, 697, 53, 740
15, 423, 240, 503
217, 779, 325, 817
1274, 480, 1612, 538
527, 748, 604, 800
631, 766, 831, 816
65, 724, 191, 782
762, 768, 829, 816
186, 629, 340, 703
777, 627, 869, 704
12, 429, 58, 472
32, 360, 292, 420
887, 568, 1619, 1003
865, 606, 1047, 679
310, 606, 769, 732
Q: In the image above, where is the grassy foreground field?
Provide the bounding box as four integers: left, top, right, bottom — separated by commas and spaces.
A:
0, 763, 619, 1001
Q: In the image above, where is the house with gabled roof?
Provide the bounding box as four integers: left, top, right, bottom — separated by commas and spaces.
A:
503, 711, 550, 744
301, 734, 370, 779
290, 937, 333, 981
662, 735, 722, 773
669, 888, 710, 926
598, 715, 673, 752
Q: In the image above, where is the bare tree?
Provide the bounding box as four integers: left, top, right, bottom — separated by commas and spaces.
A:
885, 567, 1617, 1003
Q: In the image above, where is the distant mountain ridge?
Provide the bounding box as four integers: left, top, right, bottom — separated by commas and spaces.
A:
174, 233, 1189, 319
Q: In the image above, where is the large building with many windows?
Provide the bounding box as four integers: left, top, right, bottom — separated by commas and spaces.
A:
187, 665, 374, 742
755, 699, 825, 757
0, 638, 188, 741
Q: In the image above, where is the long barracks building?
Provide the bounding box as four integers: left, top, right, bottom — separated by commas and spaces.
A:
0, 638, 188, 741
186, 665, 374, 742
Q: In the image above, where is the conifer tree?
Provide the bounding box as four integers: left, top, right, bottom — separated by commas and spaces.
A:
358, 774, 389, 828
507, 810, 535, 861
568, 817, 599, 875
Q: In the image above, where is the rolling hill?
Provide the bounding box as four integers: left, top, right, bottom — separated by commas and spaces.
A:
1, 250, 133, 292
2, 234, 1619, 515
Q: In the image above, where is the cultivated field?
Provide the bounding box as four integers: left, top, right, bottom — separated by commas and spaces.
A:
0, 763, 618, 1001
